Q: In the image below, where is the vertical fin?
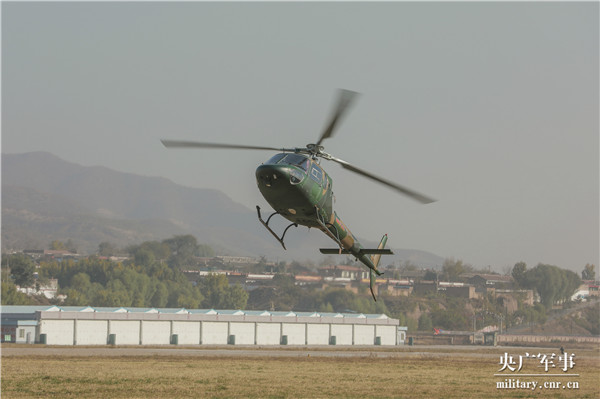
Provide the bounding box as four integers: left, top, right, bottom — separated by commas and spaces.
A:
370, 234, 388, 272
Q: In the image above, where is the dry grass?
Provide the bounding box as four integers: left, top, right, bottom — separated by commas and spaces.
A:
2, 352, 599, 398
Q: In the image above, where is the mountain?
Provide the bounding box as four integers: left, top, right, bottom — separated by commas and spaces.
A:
1, 152, 444, 267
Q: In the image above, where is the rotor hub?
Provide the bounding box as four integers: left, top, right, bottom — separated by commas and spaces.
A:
306, 143, 324, 155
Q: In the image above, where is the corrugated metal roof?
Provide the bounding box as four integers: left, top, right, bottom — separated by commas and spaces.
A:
319, 312, 344, 318
94, 307, 128, 313
1, 305, 55, 314
270, 311, 296, 317
215, 309, 245, 315
188, 309, 218, 315
1, 306, 392, 321
156, 308, 189, 314
295, 311, 319, 317
243, 310, 271, 316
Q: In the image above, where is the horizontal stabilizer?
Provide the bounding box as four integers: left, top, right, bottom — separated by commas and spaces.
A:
319, 248, 394, 255
319, 248, 351, 254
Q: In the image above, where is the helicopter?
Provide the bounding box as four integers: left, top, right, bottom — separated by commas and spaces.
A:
161, 89, 435, 300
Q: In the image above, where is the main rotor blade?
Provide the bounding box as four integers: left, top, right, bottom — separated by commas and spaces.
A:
316, 89, 360, 146
329, 156, 437, 204
161, 140, 285, 152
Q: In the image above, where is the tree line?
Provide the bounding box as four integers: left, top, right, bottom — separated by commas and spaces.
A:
1, 235, 247, 310
1, 235, 594, 333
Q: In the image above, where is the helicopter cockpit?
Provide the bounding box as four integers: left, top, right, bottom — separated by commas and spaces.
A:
264, 153, 311, 185
265, 153, 310, 170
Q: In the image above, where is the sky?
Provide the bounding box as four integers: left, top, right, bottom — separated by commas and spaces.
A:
2, 2, 598, 274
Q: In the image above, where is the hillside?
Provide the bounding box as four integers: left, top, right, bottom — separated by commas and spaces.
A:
1, 152, 444, 266
506, 300, 600, 337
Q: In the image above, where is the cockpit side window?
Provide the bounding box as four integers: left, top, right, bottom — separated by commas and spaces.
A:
310, 164, 323, 185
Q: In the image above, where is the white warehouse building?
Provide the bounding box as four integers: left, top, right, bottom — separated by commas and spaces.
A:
1, 306, 407, 346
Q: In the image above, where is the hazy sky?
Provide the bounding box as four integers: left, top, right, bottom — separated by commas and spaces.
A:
2, 2, 598, 273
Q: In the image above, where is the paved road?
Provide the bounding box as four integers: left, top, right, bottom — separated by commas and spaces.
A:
5, 345, 594, 359
1, 345, 494, 358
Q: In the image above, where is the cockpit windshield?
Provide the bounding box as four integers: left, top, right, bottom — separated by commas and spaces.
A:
265, 153, 310, 171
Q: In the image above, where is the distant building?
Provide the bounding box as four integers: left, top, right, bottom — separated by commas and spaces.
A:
495, 290, 535, 312
413, 280, 437, 296
376, 279, 413, 297
17, 278, 60, 299
466, 274, 514, 290
294, 274, 323, 287
412, 280, 478, 299
319, 265, 369, 281
438, 282, 478, 299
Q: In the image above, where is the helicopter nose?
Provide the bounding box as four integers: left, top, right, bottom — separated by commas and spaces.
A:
256, 164, 289, 188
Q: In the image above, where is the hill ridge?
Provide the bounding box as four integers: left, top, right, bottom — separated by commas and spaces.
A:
2, 152, 445, 267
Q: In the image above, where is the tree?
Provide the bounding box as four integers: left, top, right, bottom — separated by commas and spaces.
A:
400, 261, 418, 273
65, 239, 77, 253
423, 270, 438, 281
6, 254, 36, 287
197, 244, 215, 258
150, 282, 169, 308
70, 272, 92, 292
133, 249, 155, 267
223, 284, 248, 310
582, 264, 596, 281
442, 258, 467, 282
523, 264, 581, 308
98, 242, 117, 257
164, 235, 199, 269
512, 262, 527, 287
49, 240, 66, 251
1, 281, 32, 305
418, 313, 433, 331
198, 274, 246, 309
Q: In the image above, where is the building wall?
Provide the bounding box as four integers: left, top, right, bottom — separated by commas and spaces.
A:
172, 321, 201, 345
39, 320, 74, 345
375, 325, 397, 345
141, 321, 171, 345
109, 320, 140, 345
281, 323, 305, 345
353, 325, 375, 345
2, 325, 36, 344
75, 320, 108, 345
201, 322, 228, 345
256, 323, 281, 345
306, 324, 329, 345
229, 322, 255, 345
330, 324, 352, 345
31, 309, 401, 347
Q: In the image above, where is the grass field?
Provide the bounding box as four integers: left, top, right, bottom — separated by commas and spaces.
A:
2, 348, 599, 398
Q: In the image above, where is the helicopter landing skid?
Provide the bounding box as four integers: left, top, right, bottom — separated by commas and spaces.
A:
256, 206, 298, 250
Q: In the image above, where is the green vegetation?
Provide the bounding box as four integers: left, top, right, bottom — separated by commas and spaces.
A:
40, 256, 205, 308
1, 280, 34, 305
513, 263, 582, 308
1, 237, 596, 336
2, 253, 36, 287
1, 235, 246, 310
582, 263, 595, 280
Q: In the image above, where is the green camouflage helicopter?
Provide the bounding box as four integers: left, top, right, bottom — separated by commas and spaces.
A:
162, 90, 435, 300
